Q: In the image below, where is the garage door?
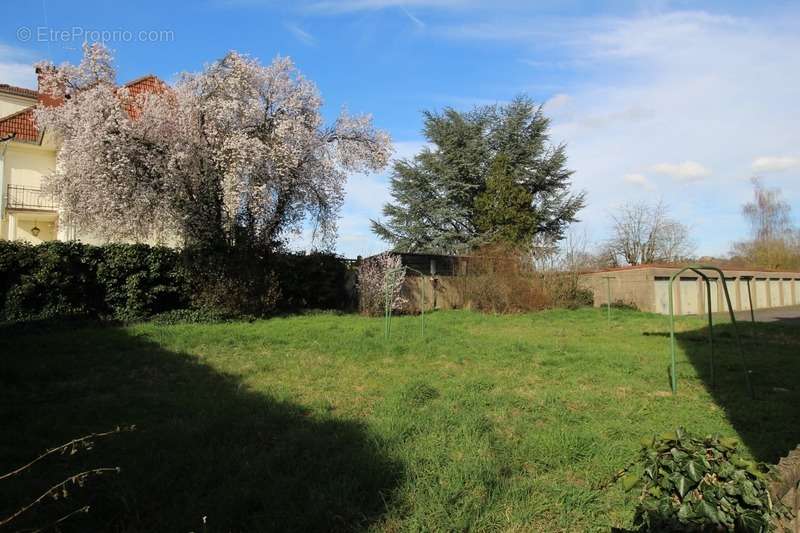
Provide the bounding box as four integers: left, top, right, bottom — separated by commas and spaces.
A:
769, 279, 781, 307
722, 278, 736, 312
654, 278, 670, 314
738, 279, 754, 311
679, 277, 699, 315
755, 279, 768, 308
706, 279, 720, 313
781, 280, 792, 307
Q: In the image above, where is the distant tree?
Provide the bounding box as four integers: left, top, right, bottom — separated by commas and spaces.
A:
371, 96, 585, 253
606, 201, 694, 265
530, 228, 595, 272
742, 177, 792, 241
731, 178, 800, 269
36, 43, 391, 251
658, 220, 694, 264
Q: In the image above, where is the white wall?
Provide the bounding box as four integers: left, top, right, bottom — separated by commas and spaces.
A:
0, 93, 35, 120
4, 143, 57, 188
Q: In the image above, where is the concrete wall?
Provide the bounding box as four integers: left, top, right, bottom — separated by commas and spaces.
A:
580, 267, 657, 311
580, 266, 800, 315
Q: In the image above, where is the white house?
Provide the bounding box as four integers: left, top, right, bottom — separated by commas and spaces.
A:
0, 69, 163, 244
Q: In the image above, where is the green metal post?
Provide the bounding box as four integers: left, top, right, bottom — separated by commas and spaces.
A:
668, 274, 677, 394
703, 277, 715, 389
718, 273, 754, 399
745, 277, 757, 340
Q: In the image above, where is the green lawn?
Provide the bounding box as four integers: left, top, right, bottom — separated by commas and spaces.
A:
2, 308, 798, 531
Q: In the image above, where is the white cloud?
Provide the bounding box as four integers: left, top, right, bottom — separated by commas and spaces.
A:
335, 212, 387, 257
623, 173, 654, 190
751, 156, 800, 173
577, 105, 653, 129
544, 93, 570, 110
344, 172, 391, 211
391, 139, 429, 160
343, 139, 427, 212
537, 10, 800, 254
306, 0, 479, 14
0, 43, 37, 88
331, 139, 427, 256
284, 23, 316, 45
650, 161, 711, 182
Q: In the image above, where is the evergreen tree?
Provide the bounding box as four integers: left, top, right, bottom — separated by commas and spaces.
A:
474, 153, 539, 244
371, 95, 585, 253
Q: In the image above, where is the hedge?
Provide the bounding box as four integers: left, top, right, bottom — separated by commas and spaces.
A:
0, 241, 352, 322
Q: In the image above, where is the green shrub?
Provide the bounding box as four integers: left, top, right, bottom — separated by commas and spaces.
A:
0, 241, 351, 322
0, 241, 36, 306
149, 307, 241, 325
274, 251, 351, 310
622, 427, 784, 532
2, 241, 101, 320
184, 246, 283, 317
186, 248, 351, 316
96, 244, 190, 320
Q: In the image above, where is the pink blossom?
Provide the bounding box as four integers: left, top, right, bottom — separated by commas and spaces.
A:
35, 44, 392, 248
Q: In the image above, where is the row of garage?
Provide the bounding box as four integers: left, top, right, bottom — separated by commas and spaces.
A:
580, 265, 800, 315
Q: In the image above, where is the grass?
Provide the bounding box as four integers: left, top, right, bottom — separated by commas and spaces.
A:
1, 307, 798, 531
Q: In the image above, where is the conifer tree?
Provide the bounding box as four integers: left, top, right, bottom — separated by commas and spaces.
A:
371, 95, 584, 253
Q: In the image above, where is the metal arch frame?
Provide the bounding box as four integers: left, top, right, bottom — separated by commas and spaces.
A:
668, 265, 754, 398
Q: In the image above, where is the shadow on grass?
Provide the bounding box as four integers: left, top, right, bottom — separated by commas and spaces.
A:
0, 321, 400, 532
645, 319, 800, 463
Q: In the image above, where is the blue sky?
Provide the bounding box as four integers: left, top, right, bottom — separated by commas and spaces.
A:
2, 0, 799, 258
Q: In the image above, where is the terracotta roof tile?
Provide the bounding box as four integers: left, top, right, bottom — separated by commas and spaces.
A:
124, 74, 162, 90
0, 74, 166, 144
0, 106, 39, 143
122, 75, 167, 118
0, 84, 38, 100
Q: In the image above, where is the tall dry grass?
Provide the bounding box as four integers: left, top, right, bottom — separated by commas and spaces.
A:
459, 242, 592, 313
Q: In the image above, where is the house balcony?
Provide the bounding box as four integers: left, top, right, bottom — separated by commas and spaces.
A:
6, 184, 58, 212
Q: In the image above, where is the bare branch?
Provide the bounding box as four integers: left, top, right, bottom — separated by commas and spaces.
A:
0, 468, 120, 528
0, 425, 135, 482
606, 201, 693, 265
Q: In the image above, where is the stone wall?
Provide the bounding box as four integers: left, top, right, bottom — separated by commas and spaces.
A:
771, 445, 800, 531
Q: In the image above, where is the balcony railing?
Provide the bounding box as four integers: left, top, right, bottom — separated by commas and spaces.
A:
6, 185, 57, 211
